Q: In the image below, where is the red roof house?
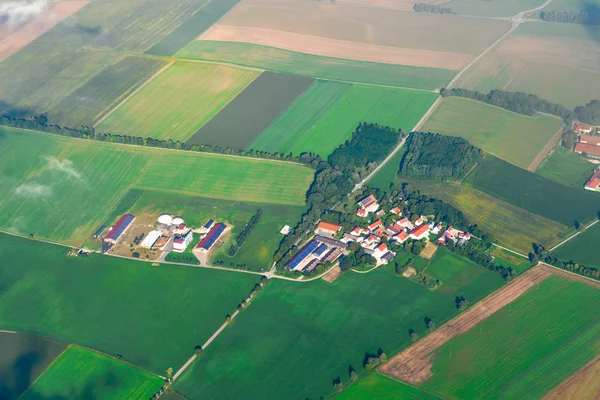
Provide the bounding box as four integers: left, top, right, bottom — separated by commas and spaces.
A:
316, 221, 342, 236
575, 142, 600, 158
585, 169, 600, 191
574, 122, 593, 135
409, 225, 430, 240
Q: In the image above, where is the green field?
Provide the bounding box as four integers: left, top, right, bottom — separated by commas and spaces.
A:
422, 97, 563, 169
125, 190, 305, 271
97, 62, 260, 142
422, 276, 600, 400
0, 333, 67, 400
0, 233, 259, 374
536, 146, 597, 188
426, 249, 505, 296
367, 148, 406, 191
336, 373, 440, 400
247, 80, 351, 153
177, 41, 456, 90
467, 156, 600, 227
553, 222, 600, 268
491, 249, 531, 275
456, 23, 600, 108
48, 56, 167, 127
0, 127, 312, 245
187, 72, 315, 149
444, 0, 545, 16
20, 346, 162, 400
402, 179, 569, 254
290, 86, 438, 157
175, 263, 503, 400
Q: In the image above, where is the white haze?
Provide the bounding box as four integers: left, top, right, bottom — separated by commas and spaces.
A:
0, 0, 50, 27
15, 182, 52, 198
46, 156, 85, 181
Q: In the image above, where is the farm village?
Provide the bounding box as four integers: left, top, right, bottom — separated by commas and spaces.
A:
2, 0, 600, 399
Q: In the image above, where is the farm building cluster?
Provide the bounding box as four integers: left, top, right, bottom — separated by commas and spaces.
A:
572, 122, 600, 192
286, 225, 347, 272
98, 213, 227, 259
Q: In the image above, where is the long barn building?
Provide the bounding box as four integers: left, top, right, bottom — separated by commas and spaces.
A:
104, 214, 135, 244
196, 223, 226, 252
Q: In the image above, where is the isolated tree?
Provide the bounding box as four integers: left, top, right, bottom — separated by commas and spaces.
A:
194, 345, 203, 356
410, 331, 419, 342
350, 370, 359, 382
166, 367, 173, 379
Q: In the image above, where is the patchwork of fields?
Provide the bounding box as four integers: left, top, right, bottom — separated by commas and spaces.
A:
20, 346, 162, 400
456, 23, 600, 108
420, 276, 600, 400
0, 233, 259, 374
552, 222, 600, 269
97, 62, 260, 142
422, 97, 564, 169
0, 128, 312, 244
336, 373, 439, 400
536, 146, 597, 188
175, 254, 503, 400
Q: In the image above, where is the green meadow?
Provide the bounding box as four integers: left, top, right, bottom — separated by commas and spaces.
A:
177, 41, 455, 90
422, 276, 600, 400
247, 80, 351, 153
290, 86, 438, 157
336, 373, 440, 400
423, 97, 563, 169
536, 146, 597, 188
552, 222, 600, 269
20, 346, 162, 400
0, 127, 312, 245
0, 233, 258, 374
175, 262, 503, 400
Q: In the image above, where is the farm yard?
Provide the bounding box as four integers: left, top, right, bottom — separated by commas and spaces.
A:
422, 97, 564, 169
456, 23, 600, 108
247, 80, 351, 154
0, 233, 260, 375
466, 156, 600, 227
177, 41, 456, 90
418, 276, 600, 400
97, 62, 260, 143
19, 346, 163, 400
0, 332, 67, 400
535, 146, 597, 188
186, 72, 315, 149
335, 373, 439, 400
174, 261, 504, 400
552, 222, 600, 269
289, 85, 437, 157
396, 180, 569, 254
0, 128, 312, 245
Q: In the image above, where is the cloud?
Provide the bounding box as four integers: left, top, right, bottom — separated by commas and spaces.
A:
46, 156, 85, 181
14, 182, 52, 198
0, 0, 50, 27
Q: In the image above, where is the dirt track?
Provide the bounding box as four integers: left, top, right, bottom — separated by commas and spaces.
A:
379, 265, 553, 383
199, 25, 472, 70
527, 125, 564, 172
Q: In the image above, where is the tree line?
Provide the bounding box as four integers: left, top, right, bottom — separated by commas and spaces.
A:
413, 3, 453, 13
228, 208, 262, 256
540, 10, 600, 25
0, 114, 324, 168
530, 243, 600, 280
399, 132, 483, 181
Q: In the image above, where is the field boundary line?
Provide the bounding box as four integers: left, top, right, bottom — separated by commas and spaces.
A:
16, 345, 72, 400
543, 355, 600, 399
549, 219, 599, 252
93, 60, 176, 127
527, 125, 565, 172
541, 262, 600, 288
0, 229, 72, 249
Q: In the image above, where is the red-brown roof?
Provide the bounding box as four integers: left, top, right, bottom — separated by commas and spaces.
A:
574, 122, 592, 133
585, 169, 600, 190
376, 243, 388, 252
575, 142, 600, 156
395, 231, 409, 241
410, 225, 430, 237
368, 220, 383, 230
358, 194, 377, 208
318, 221, 342, 232
579, 135, 600, 145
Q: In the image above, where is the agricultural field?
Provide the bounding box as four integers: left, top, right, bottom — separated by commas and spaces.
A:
402, 179, 569, 254
466, 156, 600, 227
97, 62, 260, 142
367, 148, 406, 191
425, 249, 505, 296
49, 56, 167, 127
0, 332, 67, 400
247, 80, 352, 154
422, 97, 564, 169
552, 222, 600, 269
443, 0, 546, 16
218, 0, 510, 62
290, 85, 437, 157
544, 356, 600, 400
491, 248, 531, 275
541, 0, 600, 13
336, 373, 440, 400
124, 189, 305, 271
20, 346, 162, 400
0, 128, 312, 245
536, 146, 597, 188
456, 23, 600, 108
187, 72, 315, 149
175, 263, 504, 400
420, 276, 600, 400
177, 41, 456, 90
0, 233, 259, 374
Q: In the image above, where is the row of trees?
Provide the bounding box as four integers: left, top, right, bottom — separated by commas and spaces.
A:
228, 209, 262, 256
0, 114, 324, 168
530, 243, 600, 280
399, 132, 483, 181
540, 11, 600, 25
574, 100, 600, 125
413, 3, 453, 13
